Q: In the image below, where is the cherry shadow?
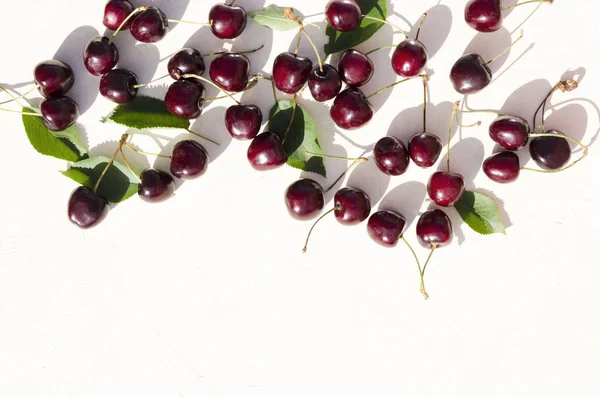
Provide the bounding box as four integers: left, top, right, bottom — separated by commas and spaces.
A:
562, 67, 587, 84
500, 78, 552, 127
116, 43, 161, 89
437, 137, 485, 191
387, 101, 457, 148
150, 0, 192, 27
231, 19, 274, 74
189, 106, 234, 163
178, 27, 225, 63
462, 26, 512, 75
379, 181, 427, 228
347, 158, 391, 208
411, 4, 452, 61
542, 103, 588, 147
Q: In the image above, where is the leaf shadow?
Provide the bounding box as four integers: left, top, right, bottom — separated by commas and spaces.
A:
473, 187, 513, 231
379, 181, 427, 229
347, 158, 391, 208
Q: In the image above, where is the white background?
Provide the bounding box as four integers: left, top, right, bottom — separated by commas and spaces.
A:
1, 0, 599, 396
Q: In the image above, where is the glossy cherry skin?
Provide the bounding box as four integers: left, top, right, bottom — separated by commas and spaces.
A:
103, 0, 134, 31
489, 115, 529, 150
308, 64, 342, 102
416, 209, 453, 248
272, 52, 313, 94
483, 151, 520, 183
450, 53, 492, 95
330, 88, 373, 130
170, 140, 209, 180
34, 60, 75, 98
209, 53, 250, 92
391, 39, 428, 77
209, 3, 247, 39
165, 79, 205, 119
408, 132, 442, 168
325, 0, 361, 32
338, 49, 374, 87
130, 7, 169, 43
247, 131, 287, 171
138, 168, 175, 203
529, 129, 571, 170
168, 48, 205, 80
284, 179, 325, 221
40, 96, 80, 132
367, 210, 407, 248
427, 171, 465, 207
225, 104, 262, 140
334, 187, 371, 225
373, 136, 410, 176
99, 69, 138, 104
83, 36, 119, 76
68, 186, 109, 229
465, 0, 502, 33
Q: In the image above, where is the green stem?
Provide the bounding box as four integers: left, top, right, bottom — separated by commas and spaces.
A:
294, 27, 303, 55
0, 107, 43, 116
367, 76, 416, 99
362, 15, 408, 38
304, 151, 368, 163
324, 159, 363, 193
415, 12, 428, 41
485, 29, 524, 66
301, 27, 323, 72
302, 206, 337, 253
124, 143, 171, 158
455, 112, 482, 128
365, 44, 397, 57
422, 75, 428, 133
502, 0, 552, 11
0, 85, 37, 106
186, 129, 220, 146
94, 134, 129, 193
109, 6, 148, 44
460, 108, 506, 117
119, 147, 142, 184
181, 74, 240, 105
447, 101, 460, 173
419, 244, 437, 300
133, 74, 169, 89
201, 44, 265, 57
281, 95, 297, 145
167, 19, 211, 25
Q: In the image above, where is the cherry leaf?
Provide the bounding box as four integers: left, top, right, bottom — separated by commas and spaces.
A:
101, 95, 190, 131
248, 5, 304, 31
454, 190, 507, 235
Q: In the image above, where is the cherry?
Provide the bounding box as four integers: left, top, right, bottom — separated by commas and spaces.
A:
168, 48, 205, 80
373, 136, 410, 176
284, 179, 325, 220
338, 49, 374, 87
489, 115, 529, 150
529, 130, 571, 170
272, 52, 313, 94
464, 0, 502, 33
209, 53, 250, 93
450, 54, 492, 95
34, 59, 75, 98
334, 187, 371, 225
391, 39, 428, 78
408, 133, 442, 167
483, 151, 520, 183
308, 64, 342, 102
330, 88, 373, 130
427, 171, 465, 207
416, 209, 453, 248
325, 0, 361, 32
68, 186, 109, 229
40, 96, 80, 132
367, 210, 407, 247
225, 104, 262, 140
130, 7, 169, 43
209, 3, 247, 39
170, 140, 209, 180
103, 0, 135, 31
138, 168, 175, 203
165, 79, 205, 119
83, 36, 119, 76
247, 131, 287, 171
99, 69, 139, 104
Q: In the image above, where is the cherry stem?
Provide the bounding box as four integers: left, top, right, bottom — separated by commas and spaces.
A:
365, 44, 397, 57
0, 84, 37, 106
446, 101, 461, 173
415, 12, 428, 41
251, 74, 272, 81
294, 27, 303, 55
302, 206, 338, 253
367, 75, 419, 99
459, 108, 506, 117
281, 95, 297, 145
270, 76, 279, 105
361, 15, 408, 38
422, 75, 429, 133
133, 74, 170, 89
304, 151, 368, 163
485, 29, 524, 66
502, 0, 553, 11
186, 129, 220, 146
109, 6, 148, 44
181, 73, 240, 105
0, 107, 43, 117
119, 147, 142, 184
301, 27, 323, 73
201, 44, 265, 57
533, 80, 578, 133
167, 19, 211, 26
419, 244, 437, 300
124, 143, 171, 158
228, 0, 237, 5
455, 111, 482, 128
400, 237, 426, 299
94, 134, 130, 193
324, 159, 364, 193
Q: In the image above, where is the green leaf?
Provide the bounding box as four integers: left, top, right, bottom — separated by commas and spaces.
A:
101, 96, 190, 130
60, 155, 139, 203
454, 191, 507, 235
268, 100, 326, 177
324, 0, 388, 56
21, 107, 86, 162
248, 5, 304, 31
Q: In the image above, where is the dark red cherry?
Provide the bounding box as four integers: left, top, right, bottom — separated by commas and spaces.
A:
367, 210, 407, 247
209, 53, 250, 92
334, 187, 371, 225
416, 209, 453, 248
209, 3, 247, 39
529, 129, 571, 170
247, 131, 287, 171
427, 171, 465, 207
170, 140, 209, 180
391, 39, 428, 77
103, 0, 135, 31
225, 104, 262, 140
40, 96, 80, 132
272, 52, 313, 94
99, 69, 138, 104
34, 59, 75, 98
489, 115, 529, 150
408, 132, 442, 168
483, 151, 520, 183
325, 0, 361, 32
373, 136, 410, 176
165, 79, 205, 119
284, 179, 325, 220
68, 186, 109, 229
308, 64, 342, 102
338, 49, 374, 87
138, 168, 175, 203
465, 0, 502, 33
130, 7, 169, 43
450, 53, 492, 94
83, 36, 119, 76
168, 48, 205, 80
330, 88, 373, 130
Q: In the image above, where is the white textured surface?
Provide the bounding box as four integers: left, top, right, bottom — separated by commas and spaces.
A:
1, 0, 599, 396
